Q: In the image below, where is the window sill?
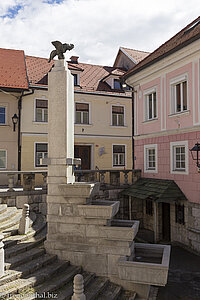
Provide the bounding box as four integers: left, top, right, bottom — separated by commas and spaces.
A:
142, 118, 158, 124
171, 169, 188, 175
33, 121, 48, 124
168, 110, 190, 118
110, 125, 127, 128
75, 123, 92, 126
0, 124, 9, 127
144, 169, 157, 173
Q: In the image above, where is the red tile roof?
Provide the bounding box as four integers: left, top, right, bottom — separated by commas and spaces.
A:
0, 48, 28, 90
124, 16, 200, 80
25, 56, 130, 96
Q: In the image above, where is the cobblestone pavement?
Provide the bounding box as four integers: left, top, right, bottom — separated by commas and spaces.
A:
157, 245, 200, 300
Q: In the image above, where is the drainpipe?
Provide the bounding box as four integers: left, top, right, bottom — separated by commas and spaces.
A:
132, 88, 135, 170
17, 89, 34, 183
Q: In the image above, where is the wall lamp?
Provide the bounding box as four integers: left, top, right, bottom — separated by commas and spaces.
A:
190, 142, 200, 168
11, 113, 18, 132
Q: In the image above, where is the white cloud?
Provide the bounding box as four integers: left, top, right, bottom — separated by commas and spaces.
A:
0, 0, 199, 65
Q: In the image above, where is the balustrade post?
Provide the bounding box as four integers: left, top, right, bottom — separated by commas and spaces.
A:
100, 171, 106, 184
123, 170, 129, 185
0, 234, 4, 278
71, 274, 86, 300
42, 172, 47, 190
18, 204, 30, 235
8, 174, 14, 191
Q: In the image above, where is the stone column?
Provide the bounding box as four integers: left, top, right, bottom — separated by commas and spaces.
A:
72, 274, 86, 300
0, 234, 4, 278
48, 59, 74, 184
18, 204, 30, 235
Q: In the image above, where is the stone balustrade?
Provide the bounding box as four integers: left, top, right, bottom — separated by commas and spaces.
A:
74, 169, 141, 185
0, 169, 141, 192
0, 170, 47, 191
0, 234, 4, 278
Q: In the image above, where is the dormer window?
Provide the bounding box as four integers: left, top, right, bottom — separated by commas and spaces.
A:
114, 79, 122, 89
73, 74, 78, 86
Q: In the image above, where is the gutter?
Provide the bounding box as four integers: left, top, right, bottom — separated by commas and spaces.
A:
17, 89, 34, 182
123, 33, 200, 81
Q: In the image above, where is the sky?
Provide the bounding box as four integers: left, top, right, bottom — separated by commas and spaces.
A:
0, 0, 199, 66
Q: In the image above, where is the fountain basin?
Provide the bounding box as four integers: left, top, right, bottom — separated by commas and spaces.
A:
118, 243, 171, 286
78, 200, 120, 219
101, 219, 139, 241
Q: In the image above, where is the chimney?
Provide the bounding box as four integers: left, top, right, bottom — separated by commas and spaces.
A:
70, 56, 79, 64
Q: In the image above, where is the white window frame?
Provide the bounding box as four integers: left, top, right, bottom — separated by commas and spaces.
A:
144, 144, 158, 173
170, 74, 188, 115
71, 72, 80, 86
111, 104, 125, 127
170, 141, 188, 174
75, 101, 91, 125
112, 144, 126, 168
143, 87, 157, 121
34, 98, 48, 123
0, 106, 7, 125
0, 149, 7, 169
34, 142, 48, 168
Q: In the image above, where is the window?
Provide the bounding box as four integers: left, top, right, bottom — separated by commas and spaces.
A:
0, 107, 6, 124
75, 103, 89, 124
112, 106, 124, 126
73, 74, 78, 86
170, 141, 188, 174
35, 143, 48, 167
175, 203, 185, 225
114, 79, 122, 89
146, 199, 153, 216
0, 150, 6, 169
171, 75, 188, 114
146, 92, 157, 120
144, 144, 157, 173
35, 99, 48, 122
113, 145, 125, 167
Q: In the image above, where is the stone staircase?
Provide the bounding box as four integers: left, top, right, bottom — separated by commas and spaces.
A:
0, 204, 136, 300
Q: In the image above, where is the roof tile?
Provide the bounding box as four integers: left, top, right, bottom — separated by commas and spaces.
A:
0, 48, 28, 90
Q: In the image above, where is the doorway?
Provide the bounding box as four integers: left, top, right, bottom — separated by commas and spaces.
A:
74, 145, 91, 170
162, 203, 171, 241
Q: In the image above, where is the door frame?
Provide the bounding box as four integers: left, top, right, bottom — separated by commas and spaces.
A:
74, 143, 94, 169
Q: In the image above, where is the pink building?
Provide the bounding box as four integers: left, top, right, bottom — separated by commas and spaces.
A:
123, 17, 200, 252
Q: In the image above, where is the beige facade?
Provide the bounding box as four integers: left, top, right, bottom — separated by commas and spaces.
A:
21, 87, 132, 184
0, 92, 19, 184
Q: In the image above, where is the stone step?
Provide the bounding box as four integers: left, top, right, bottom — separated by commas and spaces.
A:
0, 207, 19, 226
0, 210, 22, 231
3, 213, 46, 249
0, 259, 70, 298
5, 228, 46, 259
23, 265, 82, 300
5, 246, 46, 270
85, 277, 109, 300
95, 281, 122, 300
0, 253, 57, 286
2, 211, 37, 239
0, 204, 7, 215
51, 271, 96, 300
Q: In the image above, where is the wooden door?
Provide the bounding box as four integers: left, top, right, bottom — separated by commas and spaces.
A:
162, 203, 171, 241
74, 145, 91, 170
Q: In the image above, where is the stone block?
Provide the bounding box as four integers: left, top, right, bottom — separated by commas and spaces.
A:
16, 196, 29, 209
57, 223, 86, 237
108, 254, 122, 275
39, 203, 47, 215
192, 208, 200, 218
7, 198, 16, 207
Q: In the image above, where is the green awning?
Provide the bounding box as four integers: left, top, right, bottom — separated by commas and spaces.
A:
120, 178, 187, 203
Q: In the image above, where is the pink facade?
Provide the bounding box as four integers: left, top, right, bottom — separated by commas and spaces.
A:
134, 56, 200, 205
